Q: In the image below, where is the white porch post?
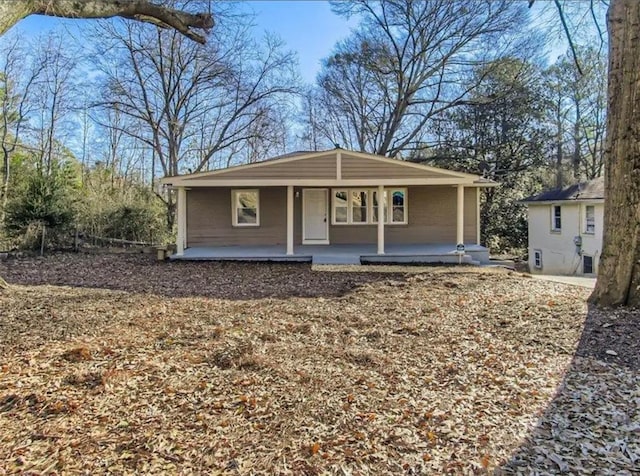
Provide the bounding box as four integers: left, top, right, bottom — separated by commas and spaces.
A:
456, 184, 464, 246
377, 185, 385, 254
476, 187, 481, 245
176, 186, 187, 255
287, 185, 294, 255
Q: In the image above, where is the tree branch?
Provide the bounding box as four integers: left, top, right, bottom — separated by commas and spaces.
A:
0, 0, 213, 44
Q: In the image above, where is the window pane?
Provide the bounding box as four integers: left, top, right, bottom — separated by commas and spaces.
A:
372, 190, 388, 223
392, 206, 405, 223
391, 190, 406, 223
334, 191, 348, 223
553, 206, 561, 229
351, 191, 367, 222
233, 190, 258, 226
335, 207, 347, 223
372, 207, 388, 223
392, 190, 404, 207
352, 191, 367, 207
335, 191, 348, 207
237, 207, 257, 224
353, 206, 367, 222
237, 191, 257, 208
586, 206, 595, 232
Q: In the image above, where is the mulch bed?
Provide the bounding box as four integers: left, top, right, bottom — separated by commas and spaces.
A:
0, 254, 637, 474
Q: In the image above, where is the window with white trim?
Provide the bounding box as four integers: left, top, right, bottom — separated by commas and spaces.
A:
351, 190, 368, 223
391, 189, 406, 223
334, 190, 348, 223
583, 255, 593, 274
232, 189, 259, 226
533, 250, 542, 269
585, 205, 595, 234
372, 190, 388, 223
332, 188, 407, 225
551, 205, 562, 231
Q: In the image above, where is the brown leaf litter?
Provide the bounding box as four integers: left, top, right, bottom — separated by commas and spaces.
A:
0, 254, 637, 474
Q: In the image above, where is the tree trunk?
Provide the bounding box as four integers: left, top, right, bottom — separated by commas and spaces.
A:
590, 0, 640, 307
572, 101, 581, 180
166, 193, 176, 232
555, 130, 564, 189
40, 222, 46, 257
0, 146, 9, 225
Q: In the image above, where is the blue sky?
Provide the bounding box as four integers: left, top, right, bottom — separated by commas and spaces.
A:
248, 1, 356, 82
9, 0, 357, 84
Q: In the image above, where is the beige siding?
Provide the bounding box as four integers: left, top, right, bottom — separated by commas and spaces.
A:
341, 156, 450, 180
186, 154, 336, 181
329, 186, 478, 244
187, 187, 287, 246
464, 188, 477, 244
187, 185, 477, 247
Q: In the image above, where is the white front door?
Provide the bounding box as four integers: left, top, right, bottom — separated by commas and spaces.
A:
303, 189, 329, 244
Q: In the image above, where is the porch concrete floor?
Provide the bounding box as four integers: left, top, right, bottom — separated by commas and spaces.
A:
172, 244, 490, 265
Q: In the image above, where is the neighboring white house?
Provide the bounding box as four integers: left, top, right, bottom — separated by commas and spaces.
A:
523, 177, 604, 276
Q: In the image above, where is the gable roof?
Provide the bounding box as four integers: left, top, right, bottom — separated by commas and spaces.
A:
523, 176, 604, 203
162, 149, 497, 188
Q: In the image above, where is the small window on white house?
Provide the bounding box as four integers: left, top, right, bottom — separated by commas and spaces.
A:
583, 255, 594, 274
533, 250, 542, 269
585, 205, 595, 234
551, 205, 562, 231
232, 189, 259, 226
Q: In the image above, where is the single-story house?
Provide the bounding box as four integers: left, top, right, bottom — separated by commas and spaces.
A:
523, 176, 604, 276
161, 149, 497, 264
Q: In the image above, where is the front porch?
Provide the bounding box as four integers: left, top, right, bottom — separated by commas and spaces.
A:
171, 243, 490, 265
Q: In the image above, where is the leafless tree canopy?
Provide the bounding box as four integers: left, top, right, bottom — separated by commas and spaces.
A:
91, 9, 298, 227
306, 0, 531, 157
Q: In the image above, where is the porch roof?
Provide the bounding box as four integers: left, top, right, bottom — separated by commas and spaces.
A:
161, 149, 497, 188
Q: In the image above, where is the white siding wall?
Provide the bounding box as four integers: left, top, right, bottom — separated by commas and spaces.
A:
527, 202, 603, 275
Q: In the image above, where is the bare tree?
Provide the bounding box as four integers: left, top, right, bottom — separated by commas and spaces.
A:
298, 87, 323, 151
544, 47, 607, 186
94, 14, 298, 227
27, 35, 78, 176
575, 48, 607, 180
544, 59, 572, 188
313, 0, 531, 157
0, 0, 213, 44
0, 35, 43, 223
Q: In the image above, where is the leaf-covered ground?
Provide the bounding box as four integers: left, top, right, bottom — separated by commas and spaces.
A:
0, 254, 638, 474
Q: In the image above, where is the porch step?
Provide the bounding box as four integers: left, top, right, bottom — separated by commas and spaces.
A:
360, 253, 475, 265
312, 254, 362, 265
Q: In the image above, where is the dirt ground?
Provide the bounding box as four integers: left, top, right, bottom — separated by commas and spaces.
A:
0, 254, 638, 474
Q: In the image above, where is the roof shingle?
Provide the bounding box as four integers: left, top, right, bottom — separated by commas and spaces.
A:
524, 176, 604, 202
